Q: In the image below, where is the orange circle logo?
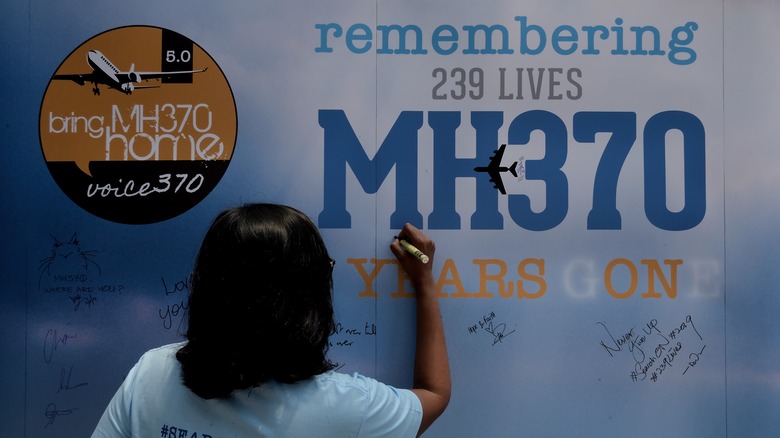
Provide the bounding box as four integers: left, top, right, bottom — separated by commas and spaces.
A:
39, 26, 237, 224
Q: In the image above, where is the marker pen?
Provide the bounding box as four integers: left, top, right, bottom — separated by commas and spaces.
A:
394, 236, 430, 264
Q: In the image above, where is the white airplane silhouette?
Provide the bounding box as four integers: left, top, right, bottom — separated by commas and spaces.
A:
53, 50, 207, 95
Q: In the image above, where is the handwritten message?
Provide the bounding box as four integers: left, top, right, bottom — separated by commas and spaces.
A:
467, 311, 516, 346
38, 233, 126, 311
597, 314, 705, 382
159, 276, 191, 331
330, 321, 377, 348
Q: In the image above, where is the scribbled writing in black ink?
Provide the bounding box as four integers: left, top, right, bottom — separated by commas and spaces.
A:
43, 329, 76, 364
649, 340, 682, 382
159, 300, 188, 331
44, 403, 78, 428
683, 345, 706, 375
467, 311, 516, 346
159, 276, 191, 331
484, 321, 515, 346
70, 293, 97, 311
57, 365, 88, 393
598, 314, 706, 383
669, 314, 703, 341
329, 322, 376, 347
38, 233, 100, 289
162, 276, 191, 296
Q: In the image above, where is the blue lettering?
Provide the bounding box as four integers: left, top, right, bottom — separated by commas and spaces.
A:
318, 110, 423, 228
462, 24, 513, 54
515, 16, 546, 55
582, 25, 609, 55
629, 25, 664, 56
551, 25, 578, 55
376, 24, 427, 54
346, 23, 373, 53
314, 18, 697, 65
668, 22, 698, 65
429, 112, 503, 229
432, 25, 458, 55
318, 110, 705, 231
643, 111, 706, 230
573, 112, 637, 230
314, 23, 342, 53
507, 110, 568, 231
610, 18, 629, 55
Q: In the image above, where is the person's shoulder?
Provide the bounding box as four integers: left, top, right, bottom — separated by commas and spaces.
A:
315, 370, 373, 387
314, 371, 422, 436
307, 371, 376, 398
113, 342, 185, 399
141, 342, 184, 358
134, 342, 185, 369
313, 371, 411, 400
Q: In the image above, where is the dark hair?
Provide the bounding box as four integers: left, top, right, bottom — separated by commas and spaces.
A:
176, 203, 336, 399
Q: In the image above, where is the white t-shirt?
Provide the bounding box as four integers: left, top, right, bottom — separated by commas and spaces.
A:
92, 343, 422, 438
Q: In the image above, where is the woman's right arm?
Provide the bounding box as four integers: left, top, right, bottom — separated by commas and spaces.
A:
390, 224, 451, 436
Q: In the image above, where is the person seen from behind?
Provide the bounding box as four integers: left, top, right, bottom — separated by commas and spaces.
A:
92, 203, 450, 437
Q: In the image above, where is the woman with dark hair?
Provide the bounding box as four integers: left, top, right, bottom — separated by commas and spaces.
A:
92, 203, 450, 437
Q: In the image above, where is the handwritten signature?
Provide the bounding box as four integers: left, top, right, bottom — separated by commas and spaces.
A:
484, 321, 516, 346
43, 329, 77, 364
683, 345, 706, 375
57, 365, 88, 393
70, 293, 97, 311
44, 403, 78, 428
467, 311, 516, 346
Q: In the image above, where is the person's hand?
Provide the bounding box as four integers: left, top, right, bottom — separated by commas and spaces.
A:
390, 223, 435, 288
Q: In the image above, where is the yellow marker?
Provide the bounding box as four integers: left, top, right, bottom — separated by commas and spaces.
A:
394, 236, 430, 264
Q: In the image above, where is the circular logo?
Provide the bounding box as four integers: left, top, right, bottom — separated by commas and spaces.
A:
39, 26, 237, 224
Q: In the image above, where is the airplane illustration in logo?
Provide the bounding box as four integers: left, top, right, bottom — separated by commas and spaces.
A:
474, 144, 518, 195
53, 50, 207, 95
